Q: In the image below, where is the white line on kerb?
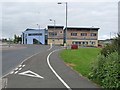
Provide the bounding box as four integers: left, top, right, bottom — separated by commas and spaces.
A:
47, 49, 72, 90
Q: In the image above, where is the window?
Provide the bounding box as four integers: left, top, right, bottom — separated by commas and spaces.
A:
72, 41, 75, 44
81, 33, 87, 36
28, 33, 42, 36
49, 32, 57, 36
91, 42, 95, 45
72, 41, 81, 45
91, 33, 97, 36
81, 41, 88, 45
86, 42, 88, 44
60, 31, 62, 33
71, 33, 77, 36
82, 42, 85, 44
77, 42, 81, 44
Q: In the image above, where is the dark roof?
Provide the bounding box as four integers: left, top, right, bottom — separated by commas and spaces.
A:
64, 27, 100, 30
25, 28, 46, 31
26, 28, 36, 31
47, 25, 64, 29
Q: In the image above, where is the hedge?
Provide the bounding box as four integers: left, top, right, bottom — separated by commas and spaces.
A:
89, 52, 120, 88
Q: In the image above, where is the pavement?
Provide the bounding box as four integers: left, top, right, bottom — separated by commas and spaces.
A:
2, 45, 100, 89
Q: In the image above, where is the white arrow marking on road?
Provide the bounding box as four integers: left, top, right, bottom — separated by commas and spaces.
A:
18, 70, 44, 79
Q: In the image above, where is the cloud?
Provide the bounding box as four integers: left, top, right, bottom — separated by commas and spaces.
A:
1, 1, 118, 40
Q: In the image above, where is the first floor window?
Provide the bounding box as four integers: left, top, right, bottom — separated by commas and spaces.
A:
71, 33, 77, 36
91, 33, 97, 36
49, 32, 57, 36
81, 33, 87, 36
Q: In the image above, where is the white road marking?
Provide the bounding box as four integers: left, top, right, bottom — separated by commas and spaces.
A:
47, 49, 72, 90
5, 78, 8, 88
10, 71, 14, 74
2, 78, 8, 88
15, 68, 18, 71
19, 65, 22, 67
2, 45, 50, 78
48, 44, 52, 51
18, 68, 22, 71
18, 70, 44, 79
22, 65, 25, 67
14, 71, 19, 74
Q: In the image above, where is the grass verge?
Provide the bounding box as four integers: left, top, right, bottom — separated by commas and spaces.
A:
60, 48, 101, 77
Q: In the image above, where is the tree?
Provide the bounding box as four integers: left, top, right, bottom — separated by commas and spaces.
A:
13, 34, 22, 44
100, 33, 120, 57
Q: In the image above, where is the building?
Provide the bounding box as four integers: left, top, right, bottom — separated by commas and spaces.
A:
47, 25, 64, 45
22, 28, 46, 44
65, 26, 99, 47
98, 39, 113, 47
22, 26, 99, 46
47, 26, 99, 46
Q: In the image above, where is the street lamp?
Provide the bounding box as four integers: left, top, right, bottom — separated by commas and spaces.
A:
37, 24, 41, 44
9, 38, 11, 47
49, 19, 56, 45
58, 2, 68, 46
37, 24, 40, 29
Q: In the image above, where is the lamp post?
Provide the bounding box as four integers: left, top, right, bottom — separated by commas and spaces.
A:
37, 24, 40, 29
49, 19, 56, 45
9, 38, 10, 47
58, 2, 68, 46
37, 24, 40, 44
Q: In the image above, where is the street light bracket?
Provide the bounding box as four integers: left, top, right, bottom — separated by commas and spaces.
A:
58, 2, 62, 4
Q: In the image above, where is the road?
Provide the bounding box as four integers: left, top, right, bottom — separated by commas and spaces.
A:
2, 44, 50, 76
2, 45, 100, 89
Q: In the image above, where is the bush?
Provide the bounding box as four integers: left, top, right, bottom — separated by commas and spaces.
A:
89, 52, 120, 88
89, 33, 120, 88
100, 33, 120, 57
100, 44, 116, 57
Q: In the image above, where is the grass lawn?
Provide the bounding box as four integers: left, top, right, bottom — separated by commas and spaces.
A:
60, 48, 101, 77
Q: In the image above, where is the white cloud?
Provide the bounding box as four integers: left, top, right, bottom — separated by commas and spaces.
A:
0, 0, 119, 2
1, 1, 118, 40
99, 35, 110, 40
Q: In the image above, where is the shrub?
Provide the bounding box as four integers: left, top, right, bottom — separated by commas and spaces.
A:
89, 52, 120, 88
89, 33, 120, 88
100, 33, 120, 57
100, 44, 116, 57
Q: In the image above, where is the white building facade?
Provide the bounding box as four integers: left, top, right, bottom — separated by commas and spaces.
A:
22, 28, 45, 44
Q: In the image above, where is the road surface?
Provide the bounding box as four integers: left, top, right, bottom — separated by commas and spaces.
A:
2, 45, 100, 89
2, 44, 50, 76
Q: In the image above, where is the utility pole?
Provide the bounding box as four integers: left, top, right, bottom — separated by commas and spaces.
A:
49, 19, 56, 45
58, 2, 68, 48
9, 38, 10, 47
37, 24, 40, 44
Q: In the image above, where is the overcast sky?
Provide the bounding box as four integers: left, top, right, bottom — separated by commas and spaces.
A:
0, 0, 119, 40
